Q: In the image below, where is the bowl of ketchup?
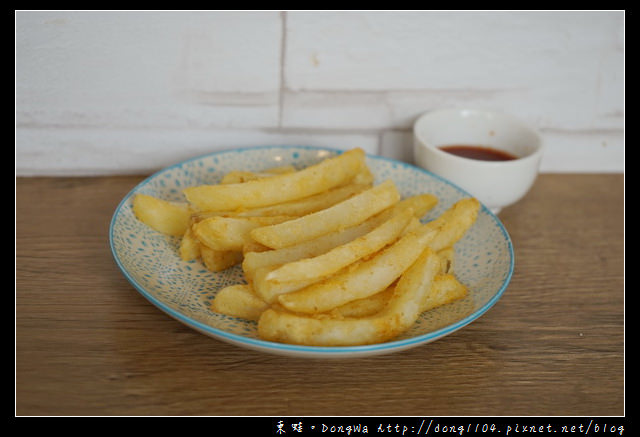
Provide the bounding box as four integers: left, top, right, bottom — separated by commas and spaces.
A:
413, 109, 543, 214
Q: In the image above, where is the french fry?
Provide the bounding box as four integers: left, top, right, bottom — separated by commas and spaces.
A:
211, 284, 270, 320
200, 246, 243, 272
421, 273, 468, 312
182, 148, 366, 211
273, 198, 478, 314
391, 193, 438, 221
211, 183, 371, 219
242, 223, 376, 284
423, 198, 480, 251
330, 273, 467, 318
258, 247, 441, 346
437, 247, 455, 274
241, 200, 420, 281
277, 225, 440, 314
352, 163, 375, 185
252, 265, 319, 304
329, 286, 396, 318
243, 195, 440, 297
220, 165, 297, 184
132, 193, 191, 237
179, 227, 201, 261
250, 179, 401, 249
265, 207, 414, 284
193, 215, 293, 251
242, 240, 271, 254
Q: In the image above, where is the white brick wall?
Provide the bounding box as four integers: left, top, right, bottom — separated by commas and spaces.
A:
16, 11, 624, 175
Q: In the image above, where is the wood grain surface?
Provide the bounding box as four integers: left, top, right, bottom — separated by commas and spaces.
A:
16, 174, 624, 417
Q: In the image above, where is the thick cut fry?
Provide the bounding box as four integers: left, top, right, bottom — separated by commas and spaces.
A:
393, 193, 438, 220
247, 212, 434, 302
241, 193, 436, 280
277, 225, 439, 314
179, 227, 201, 261
272, 199, 473, 312
244, 206, 399, 279
193, 215, 292, 251
329, 286, 396, 318
221, 171, 278, 184
258, 248, 441, 346
423, 198, 480, 251
265, 207, 414, 284
182, 148, 366, 211
223, 161, 371, 188
352, 163, 375, 185
132, 193, 190, 236
242, 240, 271, 254
211, 284, 270, 320
200, 183, 371, 219
330, 274, 467, 317
200, 246, 243, 272
252, 266, 319, 303
421, 273, 468, 312
437, 247, 455, 274
222, 161, 370, 188
220, 165, 296, 184
243, 221, 378, 283
250, 180, 401, 249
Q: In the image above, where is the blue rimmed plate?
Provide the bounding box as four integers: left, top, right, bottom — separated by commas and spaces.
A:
109, 145, 513, 358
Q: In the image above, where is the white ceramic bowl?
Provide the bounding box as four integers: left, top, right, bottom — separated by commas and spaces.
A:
413, 109, 543, 213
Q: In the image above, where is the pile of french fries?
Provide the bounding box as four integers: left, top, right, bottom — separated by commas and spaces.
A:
132, 148, 480, 346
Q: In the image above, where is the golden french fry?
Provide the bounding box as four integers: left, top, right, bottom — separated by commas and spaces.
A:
278, 199, 472, 314
183, 148, 366, 211
200, 245, 243, 272
277, 225, 439, 314
222, 162, 370, 187
220, 165, 297, 184
421, 273, 468, 312
211, 284, 269, 320
227, 161, 369, 187
252, 266, 319, 304
250, 179, 401, 249
330, 274, 467, 317
258, 247, 441, 346
219, 183, 371, 218
424, 198, 480, 251
243, 227, 366, 284
221, 162, 371, 187
245, 201, 426, 302
272, 197, 478, 315
392, 193, 439, 220
227, 192, 435, 280
221, 171, 277, 185
242, 205, 402, 280
132, 193, 191, 237
242, 240, 271, 255
265, 207, 414, 284
352, 163, 375, 185
179, 227, 201, 261
437, 247, 455, 274
328, 286, 396, 318
193, 215, 292, 251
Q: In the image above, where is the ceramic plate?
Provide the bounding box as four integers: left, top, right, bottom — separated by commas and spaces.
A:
109, 145, 513, 358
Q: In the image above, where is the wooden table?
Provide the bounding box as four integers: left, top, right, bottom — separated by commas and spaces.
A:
16, 174, 624, 417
